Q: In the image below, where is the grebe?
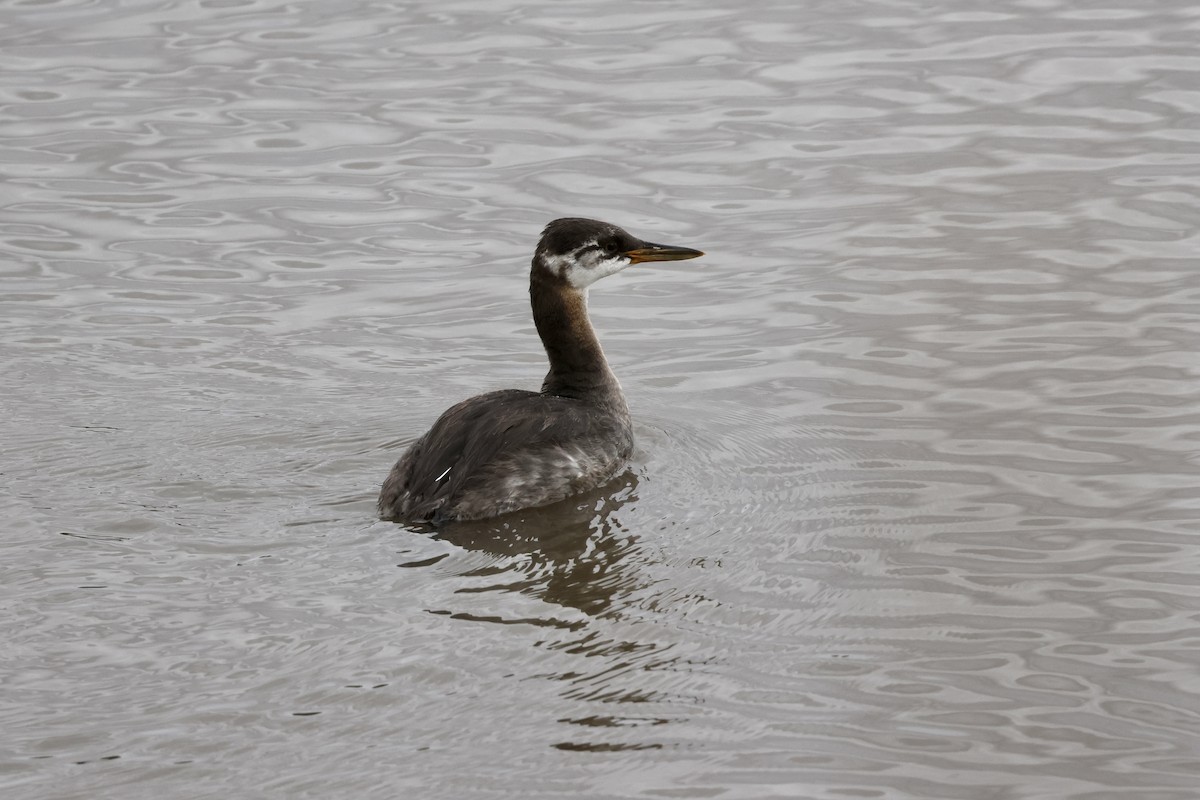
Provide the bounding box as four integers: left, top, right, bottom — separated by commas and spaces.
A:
379, 218, 704, 524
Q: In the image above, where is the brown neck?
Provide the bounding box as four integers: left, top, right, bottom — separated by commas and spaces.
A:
530, 268, 623, 402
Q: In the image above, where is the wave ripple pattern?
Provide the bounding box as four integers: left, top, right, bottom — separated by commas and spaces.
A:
2, 1, 1199, 799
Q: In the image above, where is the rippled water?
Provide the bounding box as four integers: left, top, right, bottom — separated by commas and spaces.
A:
4, 0, 1200, 797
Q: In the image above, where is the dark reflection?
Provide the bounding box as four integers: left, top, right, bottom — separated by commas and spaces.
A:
427, 471, 645, 619
398, 471, 704, 752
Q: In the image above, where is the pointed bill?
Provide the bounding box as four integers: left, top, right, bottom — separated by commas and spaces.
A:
624, 241, 705, 264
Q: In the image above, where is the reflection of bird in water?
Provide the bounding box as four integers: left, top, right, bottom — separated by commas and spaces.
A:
428, 471, 643, 619
379, 218, 703, 525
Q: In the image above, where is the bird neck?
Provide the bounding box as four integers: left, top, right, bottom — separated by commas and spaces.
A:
530, 268, 624, 404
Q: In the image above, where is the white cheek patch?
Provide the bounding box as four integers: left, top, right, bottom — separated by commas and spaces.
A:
541, 251, 573, 277
540, 239, 597, 278
540, 240, 633, 289
564, 253, 630, 289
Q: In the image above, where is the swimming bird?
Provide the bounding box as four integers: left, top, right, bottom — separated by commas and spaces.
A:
379, 217, 704, 524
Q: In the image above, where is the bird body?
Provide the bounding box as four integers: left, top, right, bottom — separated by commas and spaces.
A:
379, 218, 703, 524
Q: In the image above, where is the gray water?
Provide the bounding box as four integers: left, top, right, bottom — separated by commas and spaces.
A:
3, 0, 1200, 798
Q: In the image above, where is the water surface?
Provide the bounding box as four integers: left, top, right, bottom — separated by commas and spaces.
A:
3, 0, 1200, 797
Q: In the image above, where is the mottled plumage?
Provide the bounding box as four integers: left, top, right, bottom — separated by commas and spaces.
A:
379, 218, 703, 524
